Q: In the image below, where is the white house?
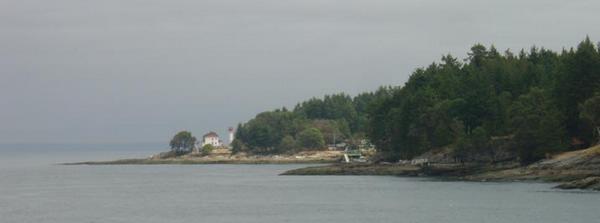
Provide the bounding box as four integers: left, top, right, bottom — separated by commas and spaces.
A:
202, 131, 222, 147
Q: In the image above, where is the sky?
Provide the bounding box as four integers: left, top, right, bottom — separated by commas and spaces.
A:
1, 0, 599, 144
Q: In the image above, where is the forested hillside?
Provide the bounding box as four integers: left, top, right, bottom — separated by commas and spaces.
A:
233, 38, 600, 164
232, 91, 393, 154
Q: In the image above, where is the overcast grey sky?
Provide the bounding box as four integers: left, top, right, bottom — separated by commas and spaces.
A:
1, 0, 599, 143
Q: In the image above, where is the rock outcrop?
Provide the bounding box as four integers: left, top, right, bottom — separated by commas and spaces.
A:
555, 177, 600, 190
468, 145, 600, 189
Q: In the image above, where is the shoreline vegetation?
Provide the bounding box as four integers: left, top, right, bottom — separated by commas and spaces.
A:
66, 145, 600, 190
68, 39, 600, 191
282, 145, 600, 191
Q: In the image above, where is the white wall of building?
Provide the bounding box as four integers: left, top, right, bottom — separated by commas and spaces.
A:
202, 136, 221, 147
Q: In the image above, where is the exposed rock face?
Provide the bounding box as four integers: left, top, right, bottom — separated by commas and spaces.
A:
281, 163, 423, 176
555, 177, 600, 191
283, 145, 600, 190
525, 145, 600, 182
531, 146, 600, 171
467, 145, 600, 190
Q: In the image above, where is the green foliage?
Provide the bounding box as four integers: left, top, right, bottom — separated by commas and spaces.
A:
294, 94, 358, 132
297, 128, 325, 149
278, 135, 298, 153
367, 38, 598, 162
508, 88, 566, 163
234, 110, 306, 154
169, 131, 197, 155
201, 144, 215, 155
230, 139, 247, 154
454, 126, 490, 162
311, 119, 349, 145
234, 38, 600, 163
580, 94, 600, 144
554, 37, 600, 140
234, 99, 364, 154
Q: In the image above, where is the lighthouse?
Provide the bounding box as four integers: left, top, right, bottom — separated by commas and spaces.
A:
228, 127, 234, 144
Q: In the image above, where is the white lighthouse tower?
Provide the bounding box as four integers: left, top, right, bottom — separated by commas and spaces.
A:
228, 127, 234, 145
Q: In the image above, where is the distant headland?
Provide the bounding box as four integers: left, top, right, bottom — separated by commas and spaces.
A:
68, 39, 600, 191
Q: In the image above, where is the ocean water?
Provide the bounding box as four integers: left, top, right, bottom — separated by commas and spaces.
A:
1, 144, 599, 223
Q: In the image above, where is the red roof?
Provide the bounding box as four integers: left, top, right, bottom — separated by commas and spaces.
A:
203, 131, 219, 138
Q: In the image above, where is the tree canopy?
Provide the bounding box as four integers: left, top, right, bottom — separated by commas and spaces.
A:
297, 128, 325, 149
169, 131, 197, 155
367, 38, 599, 162
580, 94, 600, 144
233, 38, 600, 163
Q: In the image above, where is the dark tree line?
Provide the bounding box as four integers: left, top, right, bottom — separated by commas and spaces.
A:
368, 38, 600, 163
232, 91, 393, 154
233, 93, 374, 154
233, 38, 600, 164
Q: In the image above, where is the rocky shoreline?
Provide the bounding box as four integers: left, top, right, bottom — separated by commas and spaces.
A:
282, 163, 600, 191
64, 150, 343, 165
283, 145, 600, 191
65, 158, 337, 165
280, 163, 504, 179
65, 145, 600, 191
280, 163, 480, 177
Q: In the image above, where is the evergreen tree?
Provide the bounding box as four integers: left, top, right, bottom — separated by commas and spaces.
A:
234, 38, 599, 161
580, 94, 600, 145
509, 88, 566, 163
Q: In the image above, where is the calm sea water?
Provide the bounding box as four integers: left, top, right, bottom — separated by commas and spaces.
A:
1, 144, 599, 223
